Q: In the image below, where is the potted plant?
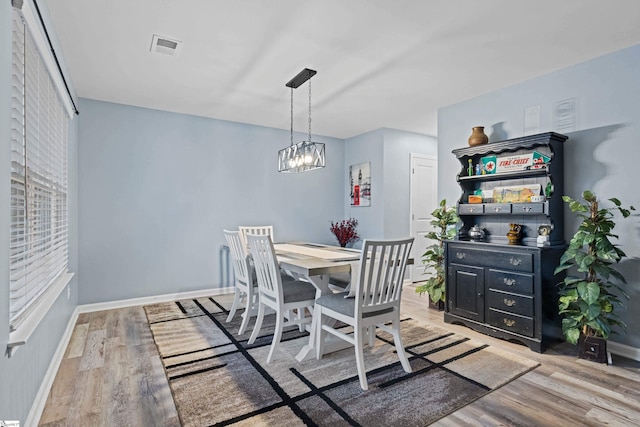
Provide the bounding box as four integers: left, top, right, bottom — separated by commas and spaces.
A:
554, 190, 635, 363
330, 218, 359, 247
415, 199, 459, 310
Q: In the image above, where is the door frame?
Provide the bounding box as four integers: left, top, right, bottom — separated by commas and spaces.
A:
409, 153, 438, 282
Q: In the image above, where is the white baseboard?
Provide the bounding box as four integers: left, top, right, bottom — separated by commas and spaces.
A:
76, 286, 234, 313
608, 340, 640, 362
26, 287, 234, 427
25, 305, 80, 427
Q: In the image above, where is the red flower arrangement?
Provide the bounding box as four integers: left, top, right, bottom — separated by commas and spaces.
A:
330, 218, 359, 247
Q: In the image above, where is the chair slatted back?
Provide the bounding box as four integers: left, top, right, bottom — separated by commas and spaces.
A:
246, 234, 282, 304
239, 226, 274, 254
223, 230, 250, 284
355, 238, 414, 316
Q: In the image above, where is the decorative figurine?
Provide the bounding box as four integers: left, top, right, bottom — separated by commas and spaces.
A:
507, 223, 523, 244
537, 224, 551, 247
545, 181, 554, 198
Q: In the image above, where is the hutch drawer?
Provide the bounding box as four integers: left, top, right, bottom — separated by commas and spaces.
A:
488, 269, 534, 294
448, 246, 534, 273
484, 203, 511, 214
486, 309, 534, 337
512, 203, 545, 214
487, 289, 534, 317
459, 204, 484, 214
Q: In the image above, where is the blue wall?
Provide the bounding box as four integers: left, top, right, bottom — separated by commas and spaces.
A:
0, 2, 80, 422
438, 44, 640, 349
343, 128, 438, 243
344, 129, 385, 241
382, 128, 438, 239
77, 102, 437, 306
77, 99, 346, 304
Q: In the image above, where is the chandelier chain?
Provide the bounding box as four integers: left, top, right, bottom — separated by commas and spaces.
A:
290, 87, 294, 146
308, 78, 312, 142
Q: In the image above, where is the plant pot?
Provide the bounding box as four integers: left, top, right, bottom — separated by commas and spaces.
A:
578, 334, 608, 364
428, 299, 445, 312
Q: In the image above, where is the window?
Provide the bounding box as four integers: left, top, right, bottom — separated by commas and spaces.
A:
9, 6, 73, 343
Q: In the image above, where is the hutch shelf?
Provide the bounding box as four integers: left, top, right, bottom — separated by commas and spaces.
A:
444, 132, 567, 352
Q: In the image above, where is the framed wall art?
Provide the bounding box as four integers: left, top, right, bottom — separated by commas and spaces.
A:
349, 162, 371, 206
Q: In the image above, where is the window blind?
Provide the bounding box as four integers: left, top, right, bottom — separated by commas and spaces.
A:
9, 9, 69, 332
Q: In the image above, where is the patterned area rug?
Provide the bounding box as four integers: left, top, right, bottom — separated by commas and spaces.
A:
144, 296, 539, 427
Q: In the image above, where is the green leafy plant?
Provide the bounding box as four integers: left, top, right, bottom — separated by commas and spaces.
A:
554, 190, 635, 344
415, 199, 459, 304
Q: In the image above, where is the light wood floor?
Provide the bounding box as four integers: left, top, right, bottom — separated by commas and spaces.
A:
39, 287, 640, 426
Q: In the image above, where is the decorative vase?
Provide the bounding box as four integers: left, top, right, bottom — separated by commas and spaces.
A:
507, 223, 523, 244
468, 126, 489, 147
468, 224, 485, 241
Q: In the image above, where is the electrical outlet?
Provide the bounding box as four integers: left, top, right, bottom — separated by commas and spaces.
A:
67, 285, 71, 300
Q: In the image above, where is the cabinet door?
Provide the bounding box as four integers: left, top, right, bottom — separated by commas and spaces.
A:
448, 264, 484, 322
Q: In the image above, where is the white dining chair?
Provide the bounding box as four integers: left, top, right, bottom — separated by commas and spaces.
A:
315, 237, 414, 390
239, 225, 274, 252
239, 225, 296, 284
246, 234, 316, 364
223, 230, 258, 334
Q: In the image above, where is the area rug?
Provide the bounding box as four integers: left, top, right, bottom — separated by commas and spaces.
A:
144, 296, 539, 427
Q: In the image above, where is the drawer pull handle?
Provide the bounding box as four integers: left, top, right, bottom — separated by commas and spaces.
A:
503, 319, 516, 327
494, 207, 502, 212
504, 278, 516, 286
468, 207, 475, 212
503, 298, 516, 307
522, 206, 532, 212
456, 252, 466, 260
509, 257, 522, 266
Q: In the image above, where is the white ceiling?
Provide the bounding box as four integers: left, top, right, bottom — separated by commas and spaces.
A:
44, 0, 640, 139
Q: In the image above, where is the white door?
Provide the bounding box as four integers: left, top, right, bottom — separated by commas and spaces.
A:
409, 154, 438, 282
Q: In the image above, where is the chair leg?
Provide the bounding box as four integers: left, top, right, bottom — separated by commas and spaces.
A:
354, 326, 368, 390
297, 308, 305, 332
391, 319, 412, 373
238, 307, 251, 335
226, 288, 241, 322
238, 290, 257, 335
368, 325, 375, 347
315, 310, 326, 360
267, 311, 284, 364
248, 302, 265, 345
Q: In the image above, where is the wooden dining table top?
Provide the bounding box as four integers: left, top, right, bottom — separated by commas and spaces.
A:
273, 242, 360, 277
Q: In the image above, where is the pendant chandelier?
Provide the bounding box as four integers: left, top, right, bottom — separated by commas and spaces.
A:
278, 68, 325, 173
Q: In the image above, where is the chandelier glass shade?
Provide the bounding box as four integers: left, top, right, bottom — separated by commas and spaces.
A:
278, 140, 325, 173
278, 68, 325, 173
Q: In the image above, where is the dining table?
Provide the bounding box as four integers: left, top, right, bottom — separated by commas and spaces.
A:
273, 242, 362, 362
274, 242, 361, 292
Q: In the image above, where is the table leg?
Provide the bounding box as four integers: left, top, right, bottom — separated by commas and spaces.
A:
295, 274, 353, 362
295, 275, 327, 362
295, 304, 319, 362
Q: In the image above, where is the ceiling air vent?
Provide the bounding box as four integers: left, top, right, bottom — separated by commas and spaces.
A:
150, 34, 182, 56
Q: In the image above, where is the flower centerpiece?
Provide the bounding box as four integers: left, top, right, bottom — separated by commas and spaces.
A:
330, 218, 359, 247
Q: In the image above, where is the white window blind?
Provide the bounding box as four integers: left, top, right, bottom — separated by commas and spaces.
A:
9, 9, 70, 333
